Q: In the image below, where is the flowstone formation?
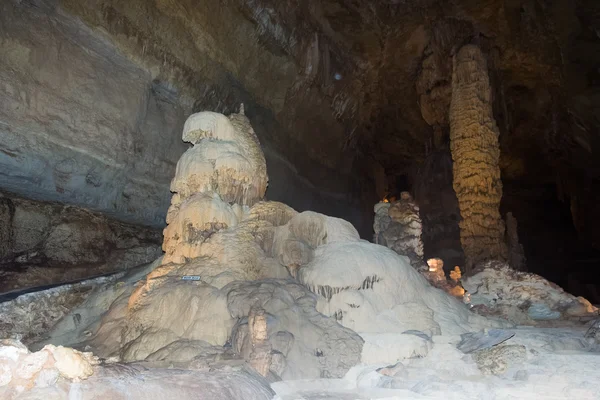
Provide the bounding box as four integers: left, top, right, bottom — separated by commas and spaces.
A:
163, 106, 268, 264
29, 109, 509, 385
463, 262, 598, 324
449, 45, 508, 273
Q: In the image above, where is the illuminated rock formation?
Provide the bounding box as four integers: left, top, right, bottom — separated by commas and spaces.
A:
0, 340, 98, 398
372, 192, 425, 270
462, 261, 598, 324
51, 109, 508, 381
449, 45, 508, 273
298, 240, 496, 337
162, 106, 268, 264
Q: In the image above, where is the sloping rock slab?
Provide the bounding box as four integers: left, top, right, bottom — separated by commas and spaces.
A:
457, 329, 515, 354
5, 363, 274, 400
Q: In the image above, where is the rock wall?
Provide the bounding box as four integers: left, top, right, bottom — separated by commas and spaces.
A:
0, 192, 161, 292
0, 0, 372, 233
0, 1, 189, 227
264, 147, 370, 238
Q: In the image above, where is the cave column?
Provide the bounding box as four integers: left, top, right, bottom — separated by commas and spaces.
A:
449, 44, 507, 274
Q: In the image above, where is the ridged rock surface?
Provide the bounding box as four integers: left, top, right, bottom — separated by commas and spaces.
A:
449, 45, 508, 273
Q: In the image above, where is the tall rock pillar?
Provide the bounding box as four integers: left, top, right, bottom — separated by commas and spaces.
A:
449, 44, 507, 274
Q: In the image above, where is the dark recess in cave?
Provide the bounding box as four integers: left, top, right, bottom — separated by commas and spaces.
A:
502, 182, 600, 304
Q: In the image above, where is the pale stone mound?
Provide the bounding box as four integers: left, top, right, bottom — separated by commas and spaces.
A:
298, 240, 498, 336
0, 340, 98, 399
272, 211, 360, 277
0, 274, 124, 344
227, 279, 364, 380
49, 109, 508, 382
463, 261, 599, 324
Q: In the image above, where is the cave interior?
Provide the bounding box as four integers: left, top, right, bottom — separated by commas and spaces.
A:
1, 0, 600, 396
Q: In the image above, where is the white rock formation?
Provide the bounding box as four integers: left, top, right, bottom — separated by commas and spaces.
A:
37, 109, 511, 382
298, 240, 496, 337
0, 340, 98, 398
163, 107, 268, 264
227, 280, 364, 380
0, 339, 274, 400
463, 261, 598, 324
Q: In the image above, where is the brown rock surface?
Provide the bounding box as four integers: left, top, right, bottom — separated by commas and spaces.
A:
449, 45, 508, 273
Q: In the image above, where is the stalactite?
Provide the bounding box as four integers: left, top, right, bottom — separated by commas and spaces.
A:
449, 45, 507, 274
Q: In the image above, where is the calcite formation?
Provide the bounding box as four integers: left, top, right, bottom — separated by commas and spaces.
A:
298, 240, 497, 338
162, 106, 268, 264
449, 45, 508, 273
247, 306, 272, 377
0, 340, 98, 398
463, 261, 598, 324
34, 110, 513, 382
372, 192, 425, 270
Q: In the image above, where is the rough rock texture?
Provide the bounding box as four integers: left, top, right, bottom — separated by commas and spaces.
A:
0, 193, 161, 292
449, 45, 508, 273
0, 1, 189, 228
585, 317, 600, 347
0, 274, 125, 345
382, 193, 425, 269
372, 193, 425, 270
228, 280, 364, 380
373, 201, 391, 245
471, 344, 527, 375
0, 340, 99, 399
463, 262, 599, 324
0, 0, 376, 237
0, 345, 274, 400
246, 306, 272, 377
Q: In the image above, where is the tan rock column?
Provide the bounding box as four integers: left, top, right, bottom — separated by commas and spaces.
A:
449, 44, 507, 274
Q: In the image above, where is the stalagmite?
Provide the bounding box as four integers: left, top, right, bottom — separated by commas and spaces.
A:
506, 212, 526, 271
247, 306, 272, 377
449, 44, 507, 273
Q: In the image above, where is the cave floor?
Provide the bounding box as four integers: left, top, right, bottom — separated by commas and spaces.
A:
272, 327, 600, 400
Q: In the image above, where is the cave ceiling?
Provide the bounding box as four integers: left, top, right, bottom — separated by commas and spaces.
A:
233, 0, 600, 185
51, 0, 600, 185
